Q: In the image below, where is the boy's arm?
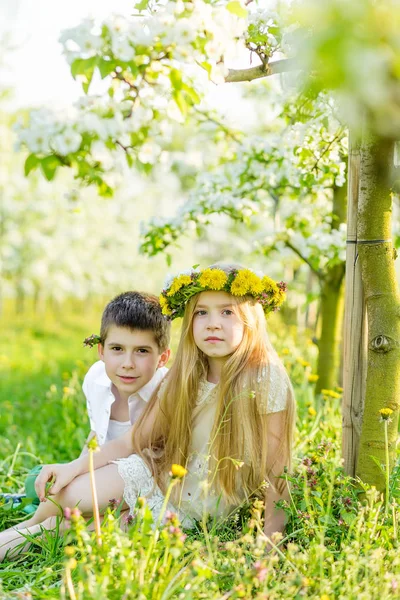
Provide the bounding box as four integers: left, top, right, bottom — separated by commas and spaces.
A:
35, 395, 161, 502
79, 431, 97, 457
35, 429, 134, 501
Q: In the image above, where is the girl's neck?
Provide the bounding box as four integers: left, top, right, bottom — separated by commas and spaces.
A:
206, 357, 226, 384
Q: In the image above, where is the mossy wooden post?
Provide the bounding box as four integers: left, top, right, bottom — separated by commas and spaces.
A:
356, 135, 400, 490
342, 135, 368, 477
315, 184, 346, 393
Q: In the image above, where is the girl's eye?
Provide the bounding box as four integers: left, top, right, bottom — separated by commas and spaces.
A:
222, 309, 233, 316
194, 310, 207, 316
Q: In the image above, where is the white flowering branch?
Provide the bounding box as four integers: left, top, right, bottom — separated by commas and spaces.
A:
225, 58, 298, 83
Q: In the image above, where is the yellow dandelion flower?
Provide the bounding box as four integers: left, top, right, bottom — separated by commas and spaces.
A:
231, 273, 251, 296
281, 348, 290, 355
198, 268, 228, 290
296, 358, 311, 368
171, 464, 188, 478
262, 275, 279, 295
308, 374, 319, 383
249, 277, 264, 295
161, 305, 172, 316
167, 274, 192, 296
308, 406, 317, 417
159, 295, 168, 309
379, 408, 393, 421
321, 389, 341, 399
320, 595, 331, 600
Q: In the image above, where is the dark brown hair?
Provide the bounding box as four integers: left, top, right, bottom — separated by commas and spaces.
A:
100, 291, 170, 351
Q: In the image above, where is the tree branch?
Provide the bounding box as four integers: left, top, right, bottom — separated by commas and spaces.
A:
284, 240, 324, 279
225, 58, 299, 83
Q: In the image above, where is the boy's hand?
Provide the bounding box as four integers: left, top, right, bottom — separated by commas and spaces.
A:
35, 462, 80, 502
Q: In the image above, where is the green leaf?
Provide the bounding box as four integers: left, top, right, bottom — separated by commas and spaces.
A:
70, 57, 98, 94
40, 155, 62, 181
340, 510, 356, 526
200, 61, 212, 77
24, 153, 40, 176
173, 90, 188, 116
226, 1, 247, 18
98, 58, 116, 79
98, 180, 114, 197
134, 0, 149, 10
170, 68, 183, 90
181, 83, 201, 105
125, 153, 134, 168
313, 496, 325, 508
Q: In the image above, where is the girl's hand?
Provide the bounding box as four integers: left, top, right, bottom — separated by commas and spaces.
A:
35, 462, 80, 502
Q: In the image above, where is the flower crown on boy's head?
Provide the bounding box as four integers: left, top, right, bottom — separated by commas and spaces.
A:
159, 265, 287, 320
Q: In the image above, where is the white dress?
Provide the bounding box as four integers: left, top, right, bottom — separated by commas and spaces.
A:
115, 362, 289, 527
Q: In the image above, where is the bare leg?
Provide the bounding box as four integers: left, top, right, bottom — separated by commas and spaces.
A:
0, 463, 126, 561
0, 499, 63, 536
0, 515, 64, 561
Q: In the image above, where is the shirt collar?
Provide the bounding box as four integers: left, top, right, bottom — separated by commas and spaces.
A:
93, 365, 167, 403
94, 368, 112, 389
134, 368, 166, 403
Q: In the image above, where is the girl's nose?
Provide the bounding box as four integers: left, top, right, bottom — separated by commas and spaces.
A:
207, 317, 221, 330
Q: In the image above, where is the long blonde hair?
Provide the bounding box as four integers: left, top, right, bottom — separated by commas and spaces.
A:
132, 268, 295, 503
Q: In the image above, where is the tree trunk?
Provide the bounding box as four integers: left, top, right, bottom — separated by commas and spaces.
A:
356, 136, 400, 491
315, 267, 345, 393
315, 184, 346, 393
342, 135, 368, 477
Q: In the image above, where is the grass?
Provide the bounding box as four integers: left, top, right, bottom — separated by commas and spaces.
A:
0, 304, 399, 599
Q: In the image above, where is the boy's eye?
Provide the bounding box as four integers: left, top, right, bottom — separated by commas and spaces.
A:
111, 346, 123, 352
137, 348, 149, 354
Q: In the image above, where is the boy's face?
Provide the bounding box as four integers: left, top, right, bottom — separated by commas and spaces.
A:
98, 326, 170, 401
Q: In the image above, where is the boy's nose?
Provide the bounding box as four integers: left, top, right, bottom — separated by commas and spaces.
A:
122, 354, 135, 368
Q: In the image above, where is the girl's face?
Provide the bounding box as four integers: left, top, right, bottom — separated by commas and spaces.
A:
192, 291, 245, 360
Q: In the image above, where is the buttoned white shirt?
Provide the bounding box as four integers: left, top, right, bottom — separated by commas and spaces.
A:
82, 361, 168, 446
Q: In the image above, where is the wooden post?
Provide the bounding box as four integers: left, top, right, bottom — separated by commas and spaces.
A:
342, 133, 368, 477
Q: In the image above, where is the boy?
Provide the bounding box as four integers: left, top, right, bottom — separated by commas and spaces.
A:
81, 291, 170, 450
5, 291, 170, 522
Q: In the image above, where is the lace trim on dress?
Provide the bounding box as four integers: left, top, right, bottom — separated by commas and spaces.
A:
115, 455, 195, 529
257, 363, 289, 415
195, 379, 217, 407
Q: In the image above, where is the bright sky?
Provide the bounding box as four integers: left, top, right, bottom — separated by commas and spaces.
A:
0, 0, 152, 107
0, 0, 250, 114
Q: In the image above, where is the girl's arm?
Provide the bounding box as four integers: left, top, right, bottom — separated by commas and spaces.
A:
263, 410, 291, 539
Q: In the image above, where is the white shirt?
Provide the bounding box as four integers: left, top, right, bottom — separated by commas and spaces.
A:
82, 361, 168, 446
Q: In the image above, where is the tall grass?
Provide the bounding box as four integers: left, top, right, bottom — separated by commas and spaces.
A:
0, 307, 399, 599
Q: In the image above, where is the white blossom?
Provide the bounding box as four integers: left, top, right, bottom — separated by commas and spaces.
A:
51, 129, 82, 156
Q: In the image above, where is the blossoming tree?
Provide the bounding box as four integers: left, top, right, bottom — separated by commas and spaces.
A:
141, 90, 348, 394
15, 0, 400, 490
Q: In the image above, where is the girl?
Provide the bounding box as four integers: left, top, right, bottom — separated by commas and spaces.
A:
0, 265, 295, 560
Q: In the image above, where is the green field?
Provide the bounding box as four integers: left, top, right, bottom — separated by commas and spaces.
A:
0, 307, 399, 599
